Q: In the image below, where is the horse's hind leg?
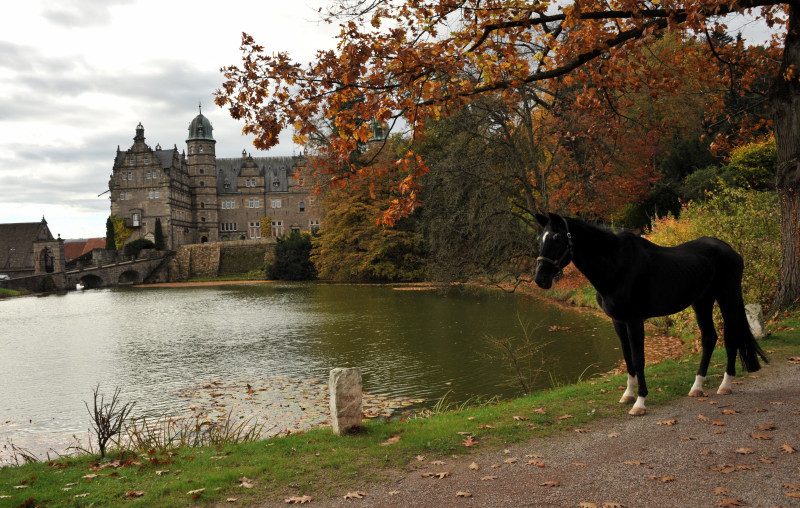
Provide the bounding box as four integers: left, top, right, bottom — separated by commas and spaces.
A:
716, 292, 742, 395
613, 320, 637, 404
689, 295, 717, 397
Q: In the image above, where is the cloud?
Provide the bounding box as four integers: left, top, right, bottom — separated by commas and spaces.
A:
40, 0, 134, 28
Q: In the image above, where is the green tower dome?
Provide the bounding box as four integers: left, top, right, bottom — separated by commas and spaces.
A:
187, 109, 214, 141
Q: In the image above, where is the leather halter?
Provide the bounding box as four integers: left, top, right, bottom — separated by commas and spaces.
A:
536, 216, 573, 271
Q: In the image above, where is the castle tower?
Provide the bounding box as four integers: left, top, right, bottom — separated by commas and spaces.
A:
186, 107, 218, 243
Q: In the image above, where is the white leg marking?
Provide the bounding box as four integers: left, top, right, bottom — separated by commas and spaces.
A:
620, 374, 637, 403
717, 372, 734, 395
628, 396, 647, 416
689, 375, 705, 397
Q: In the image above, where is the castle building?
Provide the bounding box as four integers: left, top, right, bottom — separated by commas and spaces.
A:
109, 110, 321, 249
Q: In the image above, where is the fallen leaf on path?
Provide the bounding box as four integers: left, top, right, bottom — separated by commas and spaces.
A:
579, 503, 597, 508
540, 481, 560, 488
750, 433, 773, 440
513, 415, 529, 421
534, 407, 547, 414
490, 463, 500, 468
734, 447, 754, 455
608, 432, 620, 438
713, 430, 726, 435
226, 499, 238, 503
388, 491, 400, 496
754, 408, 767, 413
525, 454, 543, 459
758, 424, 776, 431
717, 498, 746, 507
478, 424, 493, 429
787, 492, 800, 499
697, 414, 709, 421
711, 464, 735, 474
680, 436, 698, 441
758, 457, 774, 464
712, 487, 730, 495
784, 483, 800, 491
82, 474, 100, 480
574, 428, 590, 433
481, 475, 498, 481
504, 458, 518, 464
781, 444, 796, 453
624, 460, 645, 466
602, 503, 624, 508
239, 477, 254, 488
126, 491, 145, 498
736, 465, 756, 470
469, 462, 480, 470
155, 470, 169, 476
526, 459, 546, 467
462, 436, 476, 447
343, 491, 366, 499
711, 421, 725, 426
650, 476, 675, 483
722, 409, 741, 415
187, 488, 205, 496
415, 455, 425, 461
571, 462, 588, 467
770, 401, 785, 405
285, 494, 314, 504
432, 460, 446, 466
657, 419, 677, 426
455, 491, 472, 498
74, 493, 89, 498
557, 414, 574, 420
700, 449, 712, 455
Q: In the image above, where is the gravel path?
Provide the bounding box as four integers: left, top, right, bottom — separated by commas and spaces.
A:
281, 359, 800, 508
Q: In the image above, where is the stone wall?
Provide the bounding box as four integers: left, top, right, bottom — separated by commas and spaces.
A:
172, 239, 275, 280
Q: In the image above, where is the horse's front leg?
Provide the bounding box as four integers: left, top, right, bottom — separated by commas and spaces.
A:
626, 320, 648, 416
613, 320, 637, 404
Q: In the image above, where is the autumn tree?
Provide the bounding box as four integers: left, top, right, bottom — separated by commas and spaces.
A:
216, 1, 800, 308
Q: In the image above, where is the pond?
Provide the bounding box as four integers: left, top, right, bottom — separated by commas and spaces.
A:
0, 282, 618, 460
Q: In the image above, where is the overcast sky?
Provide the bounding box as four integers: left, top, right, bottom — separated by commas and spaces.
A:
0, 0, 337, 239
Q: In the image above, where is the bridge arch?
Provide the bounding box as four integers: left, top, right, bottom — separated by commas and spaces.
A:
79, 274, 104, 289
118, 270, 141, 285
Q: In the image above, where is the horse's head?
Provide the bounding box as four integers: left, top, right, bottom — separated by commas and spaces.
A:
534, 212, 573, 290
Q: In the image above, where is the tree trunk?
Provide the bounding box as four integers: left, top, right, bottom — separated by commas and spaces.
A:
771, 3, 800, 311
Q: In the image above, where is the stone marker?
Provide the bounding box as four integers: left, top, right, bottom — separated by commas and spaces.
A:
329, 367, 362, 435
745, 303, 766, 340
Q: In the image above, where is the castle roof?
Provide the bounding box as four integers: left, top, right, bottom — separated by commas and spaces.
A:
215, 156, 295, 194
187, 112, 214, 141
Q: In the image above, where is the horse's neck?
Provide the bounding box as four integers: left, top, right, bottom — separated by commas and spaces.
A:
568, 219, 623, 294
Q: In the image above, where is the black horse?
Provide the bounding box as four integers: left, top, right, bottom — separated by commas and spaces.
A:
533, 213, 767, 416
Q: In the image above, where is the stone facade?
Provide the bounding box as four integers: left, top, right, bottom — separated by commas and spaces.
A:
0, 218, 65, 279
109, 110, 323, 249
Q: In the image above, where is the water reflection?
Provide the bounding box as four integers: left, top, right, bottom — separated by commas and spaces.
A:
0, 283, 617, 442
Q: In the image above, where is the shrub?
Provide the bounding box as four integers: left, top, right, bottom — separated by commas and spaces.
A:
124, 238, 156, 258
267, 231, 317, 280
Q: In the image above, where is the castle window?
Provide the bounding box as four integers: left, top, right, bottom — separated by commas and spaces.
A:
122, 172, 127, 180
149, 190, 154, 199
153, 169, 158, 178
146, 170, 151, 179
249, 221, 261, 239
200, 169, 204, 174
132, 213, 140, 227
154, 190, 159, 199
200, 202, 205, 209
200, 181, 205, 187
271, 199, 281, 209
271, 220, 283, 237
143, 157, 149, 164
298, 177, 304, 186
249, 198, 260, 208
299, 201, 305, 212
199, 146, 204, 153
128, 171, 133, 180
310, 219, 321, 233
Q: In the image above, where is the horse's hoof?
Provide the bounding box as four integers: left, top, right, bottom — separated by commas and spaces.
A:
619, 395, 636, 404
716, 387, 732, 395
628, 407, 646, 416
688, 389, 705, 397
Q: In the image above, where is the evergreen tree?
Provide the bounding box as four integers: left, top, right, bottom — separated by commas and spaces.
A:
105, 217, 116, 251
154, 218, 165, 250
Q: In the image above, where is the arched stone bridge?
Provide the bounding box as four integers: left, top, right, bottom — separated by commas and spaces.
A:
65, 253, 170, 289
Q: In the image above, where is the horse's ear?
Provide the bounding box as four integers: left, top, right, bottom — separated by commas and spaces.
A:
535, 213, 549, 227
548, 212, 562, 223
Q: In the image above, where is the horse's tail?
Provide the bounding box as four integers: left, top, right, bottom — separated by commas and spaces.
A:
735, 298, 768, 372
